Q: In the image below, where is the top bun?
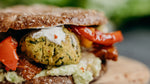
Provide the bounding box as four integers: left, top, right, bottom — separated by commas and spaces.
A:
0, 4, 107, 32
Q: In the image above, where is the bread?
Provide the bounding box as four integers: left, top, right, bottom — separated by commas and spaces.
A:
0, 4, 107, 32
92, 56, 150, 84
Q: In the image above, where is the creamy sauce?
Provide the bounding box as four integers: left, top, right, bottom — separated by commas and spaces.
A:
0, 70, 4, 82
5, 72, 25, 83
32, 26, 66, 45
80, 52, 101, 77
0, 70, 25, 83
35, 52, 101, 84
71, 35, 78, 50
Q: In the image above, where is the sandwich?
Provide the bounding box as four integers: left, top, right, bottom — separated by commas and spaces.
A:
0, 5, 123, 84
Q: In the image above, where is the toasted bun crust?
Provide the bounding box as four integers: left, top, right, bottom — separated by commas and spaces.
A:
0, 4, 107, 32
92, 56, 150, 84
24, 76, 74, 84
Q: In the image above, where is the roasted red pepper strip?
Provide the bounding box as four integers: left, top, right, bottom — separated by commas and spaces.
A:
71, 26, 123, 46
0, 36, 18, 71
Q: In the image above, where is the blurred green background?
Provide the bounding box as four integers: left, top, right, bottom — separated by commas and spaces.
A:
0, 0, 150, 68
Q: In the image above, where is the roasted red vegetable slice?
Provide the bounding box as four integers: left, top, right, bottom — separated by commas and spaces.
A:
71, 26, 123, 46
0, 36, 18, 71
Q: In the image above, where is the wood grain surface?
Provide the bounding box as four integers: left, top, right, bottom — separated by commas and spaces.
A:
92, 56, 150, 84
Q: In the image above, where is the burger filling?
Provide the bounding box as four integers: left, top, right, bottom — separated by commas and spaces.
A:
0, 25, 123, 84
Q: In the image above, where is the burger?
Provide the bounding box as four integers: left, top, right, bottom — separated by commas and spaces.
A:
0, 5, 124, 84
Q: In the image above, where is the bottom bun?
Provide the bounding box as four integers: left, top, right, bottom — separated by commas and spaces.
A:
24, 76, 74, 84
92, 56, 150, 84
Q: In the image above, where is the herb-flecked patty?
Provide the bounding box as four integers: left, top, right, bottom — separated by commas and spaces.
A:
20, 28, 81, 66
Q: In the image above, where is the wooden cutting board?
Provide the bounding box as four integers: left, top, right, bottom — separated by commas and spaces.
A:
92, 56, 150, 84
